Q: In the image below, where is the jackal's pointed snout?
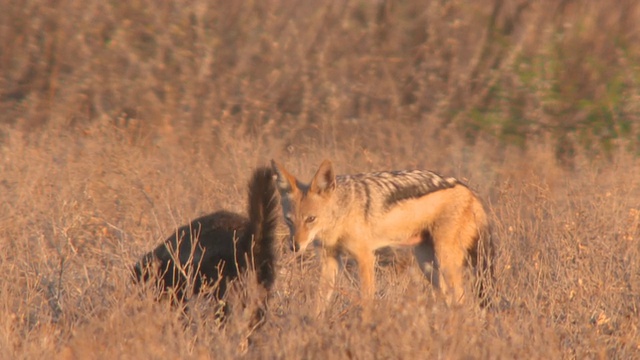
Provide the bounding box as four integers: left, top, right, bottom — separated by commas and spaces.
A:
289, 237, 301, 252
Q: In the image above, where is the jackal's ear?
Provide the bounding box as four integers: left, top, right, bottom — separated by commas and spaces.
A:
310, 159, 336, 195
271, 160, 299, 195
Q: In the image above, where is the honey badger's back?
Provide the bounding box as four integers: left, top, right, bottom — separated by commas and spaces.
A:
132, 167, 279, 306
133, 211, 248, 301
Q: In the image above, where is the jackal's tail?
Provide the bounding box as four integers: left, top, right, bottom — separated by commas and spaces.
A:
476, 224, 496, 307
241, 166, 279, 291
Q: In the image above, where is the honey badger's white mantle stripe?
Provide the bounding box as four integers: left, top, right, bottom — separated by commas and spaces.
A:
272, 159, 492, 312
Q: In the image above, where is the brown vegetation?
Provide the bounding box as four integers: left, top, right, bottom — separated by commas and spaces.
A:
1, 0, 639, 358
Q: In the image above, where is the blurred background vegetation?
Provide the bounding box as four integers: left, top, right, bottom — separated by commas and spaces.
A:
2, 0, 639, 162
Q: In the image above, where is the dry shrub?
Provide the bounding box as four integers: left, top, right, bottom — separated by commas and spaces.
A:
2, 0, 639, 157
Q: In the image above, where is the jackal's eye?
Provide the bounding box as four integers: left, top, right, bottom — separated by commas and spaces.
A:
305, 216, 316, 224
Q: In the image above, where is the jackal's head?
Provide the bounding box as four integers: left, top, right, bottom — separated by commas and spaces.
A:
271, 159, 336, 253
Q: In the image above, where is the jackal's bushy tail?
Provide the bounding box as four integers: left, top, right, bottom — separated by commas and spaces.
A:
476, 224, 496, 307
241, 166, 279, 291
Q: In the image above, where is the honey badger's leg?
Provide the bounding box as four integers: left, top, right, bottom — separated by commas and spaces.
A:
413, 231, 440, 291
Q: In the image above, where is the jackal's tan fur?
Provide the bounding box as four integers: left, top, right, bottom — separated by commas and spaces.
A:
272, 159, 492, 312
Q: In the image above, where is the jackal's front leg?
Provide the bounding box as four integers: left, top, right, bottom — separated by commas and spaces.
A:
356, 250, 376, 300
354, 249, 376, 322
316, 248, 340, 317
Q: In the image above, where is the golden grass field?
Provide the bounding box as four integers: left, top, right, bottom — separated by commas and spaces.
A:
2, 0, 640, 358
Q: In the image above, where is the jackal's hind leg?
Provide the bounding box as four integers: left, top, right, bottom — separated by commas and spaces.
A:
435, 245, 467, 305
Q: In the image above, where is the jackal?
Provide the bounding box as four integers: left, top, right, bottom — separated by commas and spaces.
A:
271, 159, 492, 313
133, 167, 279, 320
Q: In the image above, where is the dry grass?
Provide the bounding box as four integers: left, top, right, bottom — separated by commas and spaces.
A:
2, 0, 640, 358
1, 121, 639, 359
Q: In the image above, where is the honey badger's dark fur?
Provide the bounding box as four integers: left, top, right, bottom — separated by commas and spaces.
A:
133, 167, 279, 319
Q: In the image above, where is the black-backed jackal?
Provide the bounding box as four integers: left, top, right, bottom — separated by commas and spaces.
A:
133, 167, 279, 321
272, 159, 492, 313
